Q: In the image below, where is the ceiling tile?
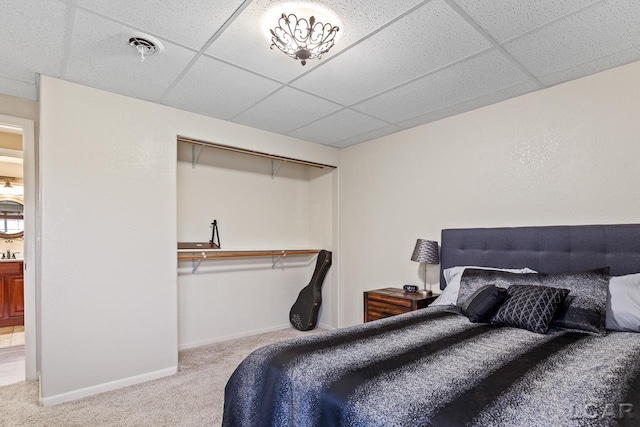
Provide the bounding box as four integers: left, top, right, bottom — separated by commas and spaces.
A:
0, 76, 37, 101
453, 0, 598, 43
0, 0, 68, 83
206, 0, 423, 82
398, 80, 540, 129
162, 56, 282, 120
332, 124, 403, 148
76, 0, 246, 50
503, 0, 640, 79
65, 10, 197, 102
233, 87, 342, 135
353, 49, 531, 123
291, 0, 491, 105
538, 45, 640, 87
287, 109, 388, 145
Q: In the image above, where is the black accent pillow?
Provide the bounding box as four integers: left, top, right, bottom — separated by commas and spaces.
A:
461, 285, 508, 323
492, 285, 570, 334
458, 268, 610, 335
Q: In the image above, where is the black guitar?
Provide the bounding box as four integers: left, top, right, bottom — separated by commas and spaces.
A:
289, 250, 332, 331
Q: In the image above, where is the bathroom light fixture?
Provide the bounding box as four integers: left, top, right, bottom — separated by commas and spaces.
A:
0, 177, 21, 196
270, 12, 339, 66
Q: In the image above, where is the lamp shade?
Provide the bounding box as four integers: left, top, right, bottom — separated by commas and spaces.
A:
411, 239, 439, 264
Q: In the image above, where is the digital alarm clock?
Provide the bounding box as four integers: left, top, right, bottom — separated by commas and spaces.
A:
403, 285, 419, 293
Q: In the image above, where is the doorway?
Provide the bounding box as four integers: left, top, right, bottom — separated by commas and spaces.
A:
0, 115, 36, 384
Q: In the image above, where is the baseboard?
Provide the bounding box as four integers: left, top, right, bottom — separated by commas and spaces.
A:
179, 321, 338, 351
39, 366, 177, 406
179, 323, 293, 350
317, 322, 336, 330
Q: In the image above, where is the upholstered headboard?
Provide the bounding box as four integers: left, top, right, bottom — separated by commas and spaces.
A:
439, 224, 640, 290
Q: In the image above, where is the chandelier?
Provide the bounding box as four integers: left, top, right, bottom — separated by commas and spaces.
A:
270, 13, 339, 66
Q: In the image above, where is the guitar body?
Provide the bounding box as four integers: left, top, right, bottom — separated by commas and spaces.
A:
289, 250, 332, 331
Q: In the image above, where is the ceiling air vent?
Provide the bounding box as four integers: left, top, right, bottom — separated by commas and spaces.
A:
128, 32, 164, 62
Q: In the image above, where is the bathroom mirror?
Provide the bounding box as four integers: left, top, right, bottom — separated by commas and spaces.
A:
0, 196, 24, 239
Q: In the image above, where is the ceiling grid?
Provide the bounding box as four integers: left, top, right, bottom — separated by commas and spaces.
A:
0, 0, 637, 147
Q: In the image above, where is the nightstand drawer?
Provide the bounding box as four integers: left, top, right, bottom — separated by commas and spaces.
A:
366, 300, 411, 317
367, 293, 412, 308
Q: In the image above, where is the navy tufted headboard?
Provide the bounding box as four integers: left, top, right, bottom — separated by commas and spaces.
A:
439, 224, 640, 290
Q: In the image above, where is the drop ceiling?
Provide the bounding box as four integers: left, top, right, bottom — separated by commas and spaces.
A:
1, 0, 638, 148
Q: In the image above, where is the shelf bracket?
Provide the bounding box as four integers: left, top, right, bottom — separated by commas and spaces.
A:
192, 144, 203, 168
272, 251, 286, 268
271, 159, 283, 179
191, 252, 207, 273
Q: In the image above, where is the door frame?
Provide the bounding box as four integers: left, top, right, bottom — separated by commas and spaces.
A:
0, 114, 37, 380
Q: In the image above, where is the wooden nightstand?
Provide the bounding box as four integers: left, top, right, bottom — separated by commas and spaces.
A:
364, 288, 439, 322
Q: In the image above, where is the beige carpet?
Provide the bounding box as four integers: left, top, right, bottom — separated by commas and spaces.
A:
0, 327, 322, 426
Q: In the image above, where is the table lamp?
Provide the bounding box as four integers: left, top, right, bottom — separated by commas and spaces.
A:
411, 239, 440, 294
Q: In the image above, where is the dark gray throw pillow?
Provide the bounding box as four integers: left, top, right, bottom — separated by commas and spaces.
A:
461, 285, 508, 323
458, 268, 610, 335
492, 285, 570, 334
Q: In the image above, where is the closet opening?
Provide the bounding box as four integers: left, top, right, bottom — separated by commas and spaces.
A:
176, 137, 339, 348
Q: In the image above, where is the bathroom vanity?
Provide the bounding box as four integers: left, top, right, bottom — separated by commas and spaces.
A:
0, 261, 23, 327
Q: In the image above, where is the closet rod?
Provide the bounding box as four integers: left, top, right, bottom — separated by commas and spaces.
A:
177, 249, 321, 260
178, 137, 337, 169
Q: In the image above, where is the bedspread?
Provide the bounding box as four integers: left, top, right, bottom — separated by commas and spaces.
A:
222, 307, 640, 426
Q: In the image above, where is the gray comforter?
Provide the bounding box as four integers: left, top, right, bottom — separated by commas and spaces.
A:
222, 307, 640, 426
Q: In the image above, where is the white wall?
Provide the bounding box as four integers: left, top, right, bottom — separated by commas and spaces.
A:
38, 76, 338, 404
339, 61, 640, 327
176, 143, 337, 348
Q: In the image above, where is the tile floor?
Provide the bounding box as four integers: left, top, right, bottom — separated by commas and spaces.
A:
0, 326, 25, 349
0, 326, 25, 386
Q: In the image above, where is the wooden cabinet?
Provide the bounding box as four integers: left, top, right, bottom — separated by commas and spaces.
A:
0, 262, 24, 327
364, 287, 439, 322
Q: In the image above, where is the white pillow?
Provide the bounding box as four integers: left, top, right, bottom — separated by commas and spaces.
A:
607, 273, 640, 332
429, 266, 537, 306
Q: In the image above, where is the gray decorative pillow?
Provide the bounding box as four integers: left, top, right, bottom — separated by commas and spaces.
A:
458, 268, 610, 335
492, 285, 570, 334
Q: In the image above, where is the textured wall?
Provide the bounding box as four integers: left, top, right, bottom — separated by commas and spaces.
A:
339, 61, 640, 327
38, 76, 338, 404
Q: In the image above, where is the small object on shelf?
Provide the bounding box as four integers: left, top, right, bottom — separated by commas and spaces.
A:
210, 219, 221, 248
403, 284, 419, 293
177, 242, 220, 250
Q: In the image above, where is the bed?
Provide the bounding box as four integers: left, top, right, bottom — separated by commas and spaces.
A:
222, 224, 640, 426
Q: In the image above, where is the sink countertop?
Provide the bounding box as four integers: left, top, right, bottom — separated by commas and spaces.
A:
0, 258, 23, 262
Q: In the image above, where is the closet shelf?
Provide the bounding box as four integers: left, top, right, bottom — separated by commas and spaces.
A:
177, 249, 321, 273
178, 136, 337, 171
